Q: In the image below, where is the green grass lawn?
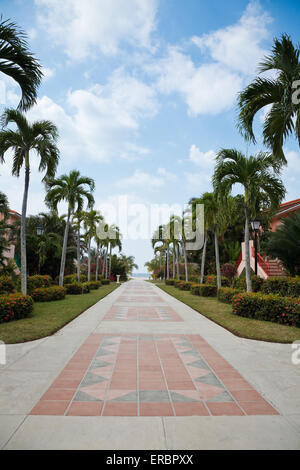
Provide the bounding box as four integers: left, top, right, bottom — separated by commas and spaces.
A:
0, 283, 119, 344
156, 283, 300, 344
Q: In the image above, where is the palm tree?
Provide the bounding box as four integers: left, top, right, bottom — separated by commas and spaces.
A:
0, 190, 10, 268
0, 109, 59, 294
82, 209, 102, 281
36, 232, 61, 274
213, 149, 286, 292
265, 212, 300, 276
120, 254, 138, 276
0, 18, 43, 110
237, 34, 300, 165
108, 225, 122, 278
45, 170, 95, 286
72, 210, 84, 282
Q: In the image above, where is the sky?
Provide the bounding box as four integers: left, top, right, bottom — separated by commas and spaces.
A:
0, 0, 299, 272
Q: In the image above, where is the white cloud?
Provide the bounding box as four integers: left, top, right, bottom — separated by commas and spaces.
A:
43, 67, 55, 80
157, 167, 177, 181
188, 145, 216, 168
116, 169, 164, 191
27, 69, 158, 162
35, 0, 158, 60
191, 1, 271, 75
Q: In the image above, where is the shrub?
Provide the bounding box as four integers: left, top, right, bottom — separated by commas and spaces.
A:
205, 274, 230, 287
31, 286, 66, 302
0, 276, 15, 294
189, 275, 200, 283
221, 263, 236, 284
26, 275, 52, 293
232, 292, 300, 327
191, 283, 201, 295
178, 281, 192, 290
232, 275, 263, 292
85, 281, 101, 290
199, 284, 217, 297
65, 283, 84, 295
0, 293, 34, 323
82, 282, 90, 293
165, 279, 175, 285
218, 287, 240, 304
261, 277, 300, 297
173, 280, 181, 288
101, 279, 110, 285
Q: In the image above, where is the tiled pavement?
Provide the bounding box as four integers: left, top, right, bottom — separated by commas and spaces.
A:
1, 280, 300, 449
30, 282, 277, 417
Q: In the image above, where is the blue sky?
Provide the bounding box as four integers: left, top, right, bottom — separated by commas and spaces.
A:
0, 0, 299, 272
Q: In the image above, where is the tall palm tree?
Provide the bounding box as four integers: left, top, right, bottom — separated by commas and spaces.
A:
0, 190, 10, 268
0, 109, 59, 294
82, 209, 102, 281
0, 18, 43, 110
238, 34, 300, 165
45, 170, 95, 286
108, 225, 122, 278
213, 149, 285, 292
72, 210, 84, 282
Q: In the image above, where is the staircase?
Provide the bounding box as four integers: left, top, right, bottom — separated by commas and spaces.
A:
264, 257, 286, 277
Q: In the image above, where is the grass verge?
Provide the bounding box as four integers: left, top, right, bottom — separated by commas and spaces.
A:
0, 283, 119, 344
156, 283, 300, 344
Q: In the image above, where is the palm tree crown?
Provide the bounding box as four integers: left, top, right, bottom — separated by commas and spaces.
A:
237, 34, 300, 165
0, 18, 43, 110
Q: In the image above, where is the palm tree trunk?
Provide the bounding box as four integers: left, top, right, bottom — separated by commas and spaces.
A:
182, 242, 188, 282
102, 247, 106, 277
59, 208, 71, 286
172, 246, 175, 279
109, 244, 112, 278
105, 246, 109, 279
76, 228, 81, 282
214, 225, 221, 289
87, 236, 91, 282
166, 247, 170, 280
200, 233, 207, 284
176, 244, 180, 279
95, 243, 99, 280
244, 205, 252, 292
21, 159, 30, 295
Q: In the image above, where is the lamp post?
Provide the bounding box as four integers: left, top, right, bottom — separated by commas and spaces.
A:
36, 225, 44, 236
250, 219, 260, 275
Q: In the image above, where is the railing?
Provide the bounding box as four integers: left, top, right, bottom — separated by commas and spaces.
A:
236, 251, 242, 268
251, 246, 270, 276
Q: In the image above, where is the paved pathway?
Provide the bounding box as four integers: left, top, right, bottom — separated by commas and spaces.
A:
1, 280, 300, 449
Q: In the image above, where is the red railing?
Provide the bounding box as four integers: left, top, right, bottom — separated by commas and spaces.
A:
251, 247, 270, 276
236, 251, 242, 268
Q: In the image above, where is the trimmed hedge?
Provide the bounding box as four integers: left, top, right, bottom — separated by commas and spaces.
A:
27, 275, 52, 293
165, 279, 175, 285
205, 274, 230, 287
190, 283, 217, 297
217, 287, 240, 304
173, 279, 181, 288
233, 275, 263, 292
0, 276, 15, 294
232, 292, 300, 327
85, 280, 101, 290
101, 279, 110, 285
0, 293, 34, 323
65, 283, 84, 295
31, 286, 66, 302
178, 281, 192, 290
261, 277, 300, 298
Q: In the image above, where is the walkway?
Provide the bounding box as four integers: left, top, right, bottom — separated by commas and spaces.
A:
1, 280, 300, 449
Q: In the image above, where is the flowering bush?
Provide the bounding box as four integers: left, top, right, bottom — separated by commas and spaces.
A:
261, 277, 300, 297
31, 286, 66, 302
0, 276, 15, 294
26, 275, 52, 293
217, 287, 240, 304
190, 283, 217, 297
0, 293, 34, 323
220, 263, 236, 284
178, 281, 192, 290
205, 274, 230, 287
232, 292, 300, 327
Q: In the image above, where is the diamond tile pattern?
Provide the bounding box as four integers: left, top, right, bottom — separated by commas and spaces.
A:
30, 333, 278, 417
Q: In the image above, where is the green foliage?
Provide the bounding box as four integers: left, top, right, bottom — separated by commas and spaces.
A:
85, 280, 101, 290
25, 275, 52, 294
205, 274, 230, 287
31, 286, 66, 302
65, 283, 83, 295
178, 281, 192, 290
190, 283, 217, 297
0, 293, 33, 322
217, 287, 240, 304
264, 213, 300, 276
82, 282, 90, 293
261, 277, 300, 298
0, 276, 15, 294
233, 275, 263, 292
101, 279, 110, 285
232, 292, 300, 327
165, 279, 175, 285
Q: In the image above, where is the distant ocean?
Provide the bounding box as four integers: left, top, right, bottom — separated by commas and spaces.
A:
131, 273, 150, 278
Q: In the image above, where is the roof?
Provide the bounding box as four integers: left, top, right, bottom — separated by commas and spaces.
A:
274, 198, 300, 218
8, 209, 21, 218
